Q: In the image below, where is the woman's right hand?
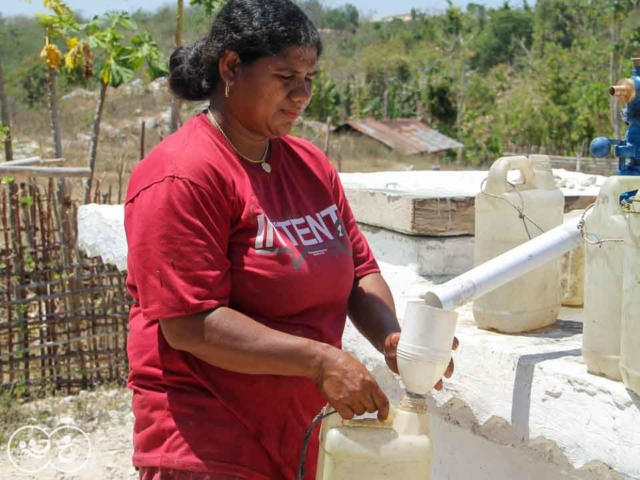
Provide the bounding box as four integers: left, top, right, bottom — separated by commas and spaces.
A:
313, 346, 390, 421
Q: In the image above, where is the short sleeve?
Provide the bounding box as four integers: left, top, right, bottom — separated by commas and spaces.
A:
329, 167, 380, 280
125, 176, 232, 320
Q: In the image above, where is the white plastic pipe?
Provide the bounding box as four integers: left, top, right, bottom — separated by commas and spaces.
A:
423, 215, 585, 311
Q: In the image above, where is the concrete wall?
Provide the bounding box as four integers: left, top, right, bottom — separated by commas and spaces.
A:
76, 204, 639, 480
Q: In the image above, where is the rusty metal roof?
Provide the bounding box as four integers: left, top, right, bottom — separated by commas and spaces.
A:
335, 118, 463, 155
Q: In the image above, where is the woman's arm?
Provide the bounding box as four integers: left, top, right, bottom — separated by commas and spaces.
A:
160, 307, 390, 420
347, 272, 401, 355
162, 307, 326, 377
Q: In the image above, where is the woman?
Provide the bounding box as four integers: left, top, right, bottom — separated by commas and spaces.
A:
125, 1, 451, 479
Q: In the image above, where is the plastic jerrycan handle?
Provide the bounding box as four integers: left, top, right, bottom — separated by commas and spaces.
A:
484, 156, 535, 195
320, 404, 397, 431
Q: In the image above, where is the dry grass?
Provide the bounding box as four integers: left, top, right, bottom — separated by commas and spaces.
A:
10, 82, 175, 201
323, 133, 449, 173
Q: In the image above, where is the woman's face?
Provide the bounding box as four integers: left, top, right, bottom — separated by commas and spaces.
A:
227, 46, 318, 139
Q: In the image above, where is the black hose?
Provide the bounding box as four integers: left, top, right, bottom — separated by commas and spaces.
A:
297, 408, 338, 480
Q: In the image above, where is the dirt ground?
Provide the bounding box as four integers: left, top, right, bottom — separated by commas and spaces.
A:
0, 386, 138, 479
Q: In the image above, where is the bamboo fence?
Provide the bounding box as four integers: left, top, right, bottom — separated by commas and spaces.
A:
0, 178, 130, 397
503, 144, 618, 176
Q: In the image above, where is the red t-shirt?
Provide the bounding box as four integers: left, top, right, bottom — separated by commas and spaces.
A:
124, 113, 379, 480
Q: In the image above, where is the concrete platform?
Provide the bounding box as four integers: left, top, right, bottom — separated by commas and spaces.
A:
341, 170, 601, 236
361, 225, 474, 279
77, 173, 638, 479
347, 259, 640, 480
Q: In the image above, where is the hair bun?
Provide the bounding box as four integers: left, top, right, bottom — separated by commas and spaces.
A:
168, 38, 214, 101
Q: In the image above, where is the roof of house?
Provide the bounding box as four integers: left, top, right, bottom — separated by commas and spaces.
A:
335, 118, 464, 155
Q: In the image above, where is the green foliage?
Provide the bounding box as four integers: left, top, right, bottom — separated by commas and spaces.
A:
472, 5, 534, 70
427, 81, 458, 131
0, 15, 52, 106
189, 0, 227, 16
0, 14, 43, 73
532, 0, 605, 55
130, 32, 169, 80
79, 12, 167, 88
36, 0, 78, 38
306, 71, 342, 120
298, 1, 359, 30
322, 3, 359, 31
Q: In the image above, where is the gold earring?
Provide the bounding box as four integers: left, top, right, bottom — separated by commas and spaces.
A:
225, 82, 230, 98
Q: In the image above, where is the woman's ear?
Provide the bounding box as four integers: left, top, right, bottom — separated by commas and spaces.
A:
219, 51, 242, 87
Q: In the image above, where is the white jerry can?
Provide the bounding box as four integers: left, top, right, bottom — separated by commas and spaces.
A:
583, 176, 640, 381
316, 397, 433, 480
561, 210, 586, 308
620, 189, 640, 394
473, 155, 565, 333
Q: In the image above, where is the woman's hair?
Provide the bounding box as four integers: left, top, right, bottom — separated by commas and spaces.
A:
169, 0, 322, 101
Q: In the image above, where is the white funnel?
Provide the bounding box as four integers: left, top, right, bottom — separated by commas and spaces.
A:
397, 302, 459, 396
397, 215, 586, 396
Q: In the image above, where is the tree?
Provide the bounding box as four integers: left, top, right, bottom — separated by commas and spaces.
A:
472, 5, 534, 71
36, 0, 80, 249
78, 12, 167, 203
0, 15, 13, 161
532, 0, 601, 55
170, 0, 184, 134
441, 1, 471, 136
189, 0, 227, 16
164, 0, 226, 131
36, 0, 78, 160
298, 0, 325, 26
0, 64, 12, 162
607, 0, 640, 138
323, 4, 360, 31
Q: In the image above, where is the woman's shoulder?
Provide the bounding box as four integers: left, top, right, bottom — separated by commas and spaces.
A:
127, 114, 233, 202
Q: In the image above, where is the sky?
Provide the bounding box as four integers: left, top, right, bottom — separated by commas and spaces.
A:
1, 0, 516, 20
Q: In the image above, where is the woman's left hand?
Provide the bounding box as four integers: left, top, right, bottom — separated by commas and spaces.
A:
383, 333, 459, 391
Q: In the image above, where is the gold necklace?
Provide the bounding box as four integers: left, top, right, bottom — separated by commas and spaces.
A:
207, 109, 272, 173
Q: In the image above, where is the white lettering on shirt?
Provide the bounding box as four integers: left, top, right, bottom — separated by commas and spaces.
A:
306, 214, 333, 242
254, 205, 343, 252
291, 218, 319, 246
255, 213, 265, 249
274, 220, 298, 246
319, 205, 343, 237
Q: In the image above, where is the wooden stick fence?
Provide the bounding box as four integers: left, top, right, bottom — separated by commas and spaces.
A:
503, 148, 618, 176
0, 180, 130, 397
